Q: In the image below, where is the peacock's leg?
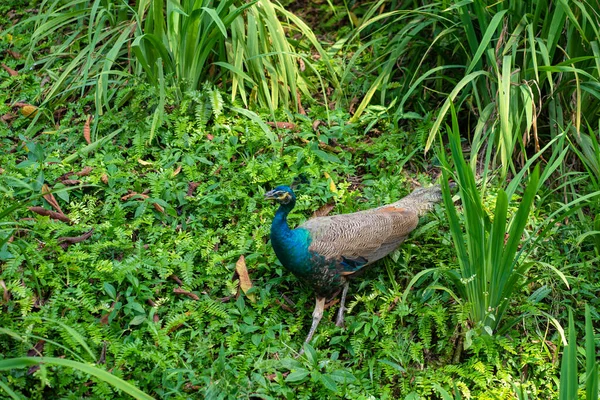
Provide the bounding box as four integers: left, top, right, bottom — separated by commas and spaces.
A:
335, 281, 350, 327
298, 296, 326, 355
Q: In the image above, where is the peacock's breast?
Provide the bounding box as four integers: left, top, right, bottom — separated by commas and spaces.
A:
271, 228, 344, 297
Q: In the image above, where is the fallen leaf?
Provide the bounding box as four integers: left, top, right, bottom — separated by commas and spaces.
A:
42, 184, 64, 215
29, 206, 71, 223
57, 228, 94, 250
7, 50, 22, 59
323, 172, 337, 193
275, 299, 293, 312
61, 179, 81, 185
173, 287, 200, 301
235, 255, 255, 302
183, 383, 201, 392
267, 121, 296, 129
329, 179, 337, 193
0, 280, 9, 303
98, 342, 107, 364
267, 371, 289, 381
83, 115, 92, 144
312, 203, 335, 218
186, 182, 200, 197
1, 113, 16, 124
1, 63, 17, 76
27, 340, 45, 357
76, 166, 93, 176
152, 203, 165, 213
101, 174, 109, 184
40, 76, 50, 88
121, 191, 149, 201
324, 298, 339, 309
20, 105, 37, 118
138, 159, 153, 166
312, 120, 323, 131
297, 90, 306, 115
172, 164, 182, 177
56, 171, 75, 182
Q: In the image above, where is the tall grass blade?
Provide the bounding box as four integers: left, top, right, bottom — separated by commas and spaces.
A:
585, 304, 598, 400
0, 357, 153, 400
559, 309, 578, 399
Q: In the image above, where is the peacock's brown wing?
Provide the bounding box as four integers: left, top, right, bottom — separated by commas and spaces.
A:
299, 207, 419, 274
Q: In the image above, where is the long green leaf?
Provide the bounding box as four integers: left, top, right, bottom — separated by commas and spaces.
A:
585, 304, 598, 400
0, 357, 153, 400
559, 310, 578, 399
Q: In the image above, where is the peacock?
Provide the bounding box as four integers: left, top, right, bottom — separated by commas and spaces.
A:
265, 184, 444, 350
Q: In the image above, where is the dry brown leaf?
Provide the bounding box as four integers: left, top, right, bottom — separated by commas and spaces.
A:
7, 50, 22, 59
42, 184, 64, 215
1, 63, 18, 76
312, 120, 323, 131
275, 299, 294, 312
169, 275, 184, 285
76, 166, 93, 177
206, 133, 214, 140
29, 206, 71, 223
57, 228, 94, 250
101, 174, 109, 184
61, 179, 81, 186
1, 113, 16, 124
267, 371, 289, 381
40, 76, 50, 88
173, 287, 200, 301
312, 203, 335, 218
235, 255, 255, 302
98, 341, 107, 364
83, 115, 92, 144
267, 121, 296, 130
121, 191, 149, 201
0, 279, 9, 303
324, 298, 339, 309
20, 105, 37, 118
186, 182, 200, 197
152, 202, 165, 213
172, 164, 182, 177
56, 171, 75, 182
27, 340, 45, 358
296, 90, 306, 115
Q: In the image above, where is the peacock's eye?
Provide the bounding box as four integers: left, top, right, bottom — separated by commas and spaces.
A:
278, 192, 291, 202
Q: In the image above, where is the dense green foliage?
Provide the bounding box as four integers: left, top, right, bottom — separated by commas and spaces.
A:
1, 0, 598, 399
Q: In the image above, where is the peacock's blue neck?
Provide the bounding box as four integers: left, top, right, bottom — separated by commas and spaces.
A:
270, 201, 313, 276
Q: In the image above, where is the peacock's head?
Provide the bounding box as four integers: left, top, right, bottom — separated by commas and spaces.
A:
265, 185, 296, 205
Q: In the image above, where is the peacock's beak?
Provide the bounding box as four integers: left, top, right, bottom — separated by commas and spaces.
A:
264, 190, 277, 200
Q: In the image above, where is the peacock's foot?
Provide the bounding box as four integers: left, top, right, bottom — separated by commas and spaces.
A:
335, 310, 345, 328
334, 281, 350, 328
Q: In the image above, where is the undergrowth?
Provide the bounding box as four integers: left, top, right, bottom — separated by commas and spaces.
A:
0, 1, 598, 399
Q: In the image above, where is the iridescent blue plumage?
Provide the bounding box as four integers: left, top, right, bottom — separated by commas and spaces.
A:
268, 187, 313, 276
267, 186, 352, 298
